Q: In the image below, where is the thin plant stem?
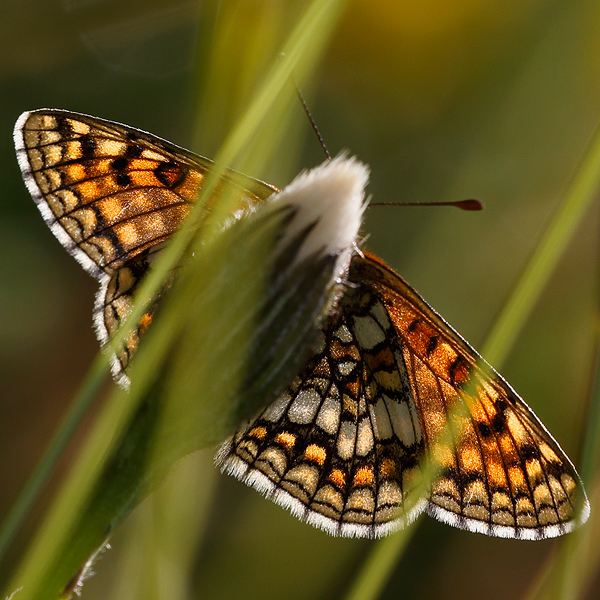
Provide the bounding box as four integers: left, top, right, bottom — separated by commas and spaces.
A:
342, 112, 600, 600
3, 1, 349, 597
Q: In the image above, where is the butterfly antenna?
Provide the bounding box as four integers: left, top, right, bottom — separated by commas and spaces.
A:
294, 82, 331, 160
369, 199, 484, 211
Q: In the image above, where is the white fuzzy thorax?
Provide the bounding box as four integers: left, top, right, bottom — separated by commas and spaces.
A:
269, 155, 368, 276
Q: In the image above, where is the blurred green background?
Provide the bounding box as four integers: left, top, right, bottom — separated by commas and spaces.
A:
1, 0, 600, 598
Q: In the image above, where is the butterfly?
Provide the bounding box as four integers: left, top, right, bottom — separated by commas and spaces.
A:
15, 109, 589, 540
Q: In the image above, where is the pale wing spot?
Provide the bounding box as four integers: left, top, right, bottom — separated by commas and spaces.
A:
408, 401, 423, 442
506, 412, 528, 443
237, 439, 259, 461
338, 361, 356, 376
285, 464, 320, 496
432, 443, 455, 469
402, 466, 421, 493
62, 216, 85, 242
435, 477, 460, 500
142, 149, 168, 161
343, 394, 358, 417
561, 474, 576, 495
257, 447, 287, 478
34, 114, 56, 128
29, 148, 44, 170
364, 380, 377, 402
369, 398, 393, 440
316, 397, 341, 435
45, 170, 62, 192
44, 145, 63, 167
358, 397, 367, 416
311, 377, 330, 394
463, 504, 489, 521
69, 119, 91, 134
492, 510, 515, 527
146, 212, 165, 233
40, 130, 61, 145
262, 391, 292, 421
464, 480, 489, 507
313, 485, 344, 512
539, 442, 560, 463
116, 222, 139, 246
79, 209, 98, 237
385, 397, 416, 446
335, 325, 353, 343
516, 496, 535, 515
377, 481, 402, 507
533, 483, 553, 509
337, 421, 357, 460
97, 139, 128, 157
46, 195, 64, 217
526, 460, 544, 481
56, 189, 80, 213
548, 476, 567, 502
288, 388, 321, 424
353, 315, 385, 349
517, 513, 537, 528
356, 418, 374, 456
42, 172, 60, 195
491, 491, 511, 512
83, 238, 114, 265
25, 129, 42, 146
346, 489, 375, 513
370, 299, 392, 329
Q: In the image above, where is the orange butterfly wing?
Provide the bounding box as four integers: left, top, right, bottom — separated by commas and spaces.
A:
15, 109, 278, 381
217, 253, 589, 539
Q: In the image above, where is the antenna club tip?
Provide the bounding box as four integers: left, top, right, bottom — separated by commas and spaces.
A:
457, 199, 484, 211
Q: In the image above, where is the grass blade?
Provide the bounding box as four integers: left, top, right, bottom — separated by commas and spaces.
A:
342, 107, 600, 600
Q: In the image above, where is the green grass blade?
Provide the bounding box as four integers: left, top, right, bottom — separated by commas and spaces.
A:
342, 107, 600, 600
2, 1, 349, 597
482, 119, 600, 366
523, 337, 600, 600
0, 359, 108, 564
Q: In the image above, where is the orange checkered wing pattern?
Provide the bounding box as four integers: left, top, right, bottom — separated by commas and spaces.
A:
14, 109, 277, 381
217, 253, 589, 539
15, 110, 589, 539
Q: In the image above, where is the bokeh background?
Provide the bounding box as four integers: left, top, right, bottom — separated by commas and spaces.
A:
1, 1, 600, 599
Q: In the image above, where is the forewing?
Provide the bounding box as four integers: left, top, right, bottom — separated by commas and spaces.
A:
14, 109, 277, 279
15, 109, 278, 383
355, 253, 589, 539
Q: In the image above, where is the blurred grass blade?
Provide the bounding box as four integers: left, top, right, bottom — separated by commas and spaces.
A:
344, 530, 416, 600
523, 317, 600, 600
3, 1, 350, 598
343, 104, 600, 600
5, 193, 338, 599
482, 118, 600, 366
108, 450, 217, 600
0, 359, 109, 565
